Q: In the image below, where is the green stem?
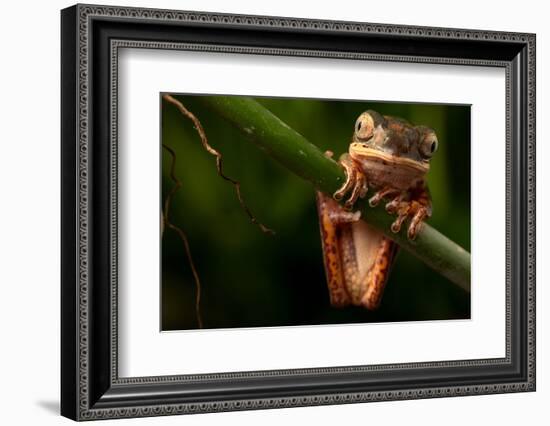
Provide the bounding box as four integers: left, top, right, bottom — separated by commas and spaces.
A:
187, 95, 470, 292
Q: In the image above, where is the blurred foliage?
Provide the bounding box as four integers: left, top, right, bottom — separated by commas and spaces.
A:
161, 95, 471, 330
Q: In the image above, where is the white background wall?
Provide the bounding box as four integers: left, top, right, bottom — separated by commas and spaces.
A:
0, 0, 546, 424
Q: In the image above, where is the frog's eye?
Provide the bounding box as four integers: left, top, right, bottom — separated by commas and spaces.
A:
354, 112, 375, 141
419, 131, 438, 158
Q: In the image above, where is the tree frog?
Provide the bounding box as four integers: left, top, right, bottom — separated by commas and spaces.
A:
316, 110, 438, 309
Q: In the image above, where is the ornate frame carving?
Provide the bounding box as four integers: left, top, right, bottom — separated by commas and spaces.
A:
61, 4, 535, 420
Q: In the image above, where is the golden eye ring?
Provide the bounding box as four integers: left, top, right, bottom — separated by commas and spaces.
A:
354, 112, 375, 141
419, 132, 438, 158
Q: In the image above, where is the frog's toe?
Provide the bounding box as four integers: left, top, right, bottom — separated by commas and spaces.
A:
407, 207, 429, 240
385, 200, 398, 214
390, 202, 412, 233
407, 224, 419, 240
368, 196, 380, 208
407, 220, 424, 240
390, 216, 406, 233
334, 179, 352, 201
369, 187, 399, 208
334, 184, 350, 201
344, 190, 359, 210
333, 158, 356, 201
344, 171, 367, 209
384, 193, 403, 213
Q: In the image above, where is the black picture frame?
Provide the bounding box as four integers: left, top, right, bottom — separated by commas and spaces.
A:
61, 3, 536, 421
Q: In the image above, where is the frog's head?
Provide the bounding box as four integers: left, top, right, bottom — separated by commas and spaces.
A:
349, 110, 437, 179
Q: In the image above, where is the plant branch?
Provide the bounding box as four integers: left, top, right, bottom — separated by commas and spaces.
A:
162, 144, 203, 328
184, 95, 471, 292
163, 94, 275, 235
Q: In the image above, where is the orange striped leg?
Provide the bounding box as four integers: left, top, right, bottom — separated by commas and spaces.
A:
316, 191, 361, 307
360, 237, 399, 310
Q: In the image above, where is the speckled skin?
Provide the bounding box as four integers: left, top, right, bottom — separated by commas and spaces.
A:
316, 192, 398, 309
316, 111, 437, 309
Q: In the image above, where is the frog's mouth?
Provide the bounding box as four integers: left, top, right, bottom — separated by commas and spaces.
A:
350, 146, 429, 174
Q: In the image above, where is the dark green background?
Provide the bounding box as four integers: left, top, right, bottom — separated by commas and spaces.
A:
161, 95, 471, 331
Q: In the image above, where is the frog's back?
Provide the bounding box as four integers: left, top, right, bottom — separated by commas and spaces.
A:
384, 115, 412, 129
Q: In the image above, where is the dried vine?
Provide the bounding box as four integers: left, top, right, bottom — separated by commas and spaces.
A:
163, 94, 275, 235
162, 144, 203, 329
162, 94, 277, 328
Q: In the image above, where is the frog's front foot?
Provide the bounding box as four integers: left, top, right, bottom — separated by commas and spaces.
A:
389, 200, 430, 240
330, 153, 368, 210
368, 187, 400, 208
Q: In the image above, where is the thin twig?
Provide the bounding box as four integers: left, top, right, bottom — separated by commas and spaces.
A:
162, 144, 203, 329
162, 93, 275, 235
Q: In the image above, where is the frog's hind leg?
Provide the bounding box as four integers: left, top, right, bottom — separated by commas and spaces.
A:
360, 236, 399, 310
344, 219, 398, 309
316, 191, 360, 307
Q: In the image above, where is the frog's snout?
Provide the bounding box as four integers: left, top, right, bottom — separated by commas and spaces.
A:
349, 141, 370, 154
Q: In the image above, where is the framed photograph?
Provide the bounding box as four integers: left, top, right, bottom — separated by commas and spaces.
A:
61, 3, 536, 421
